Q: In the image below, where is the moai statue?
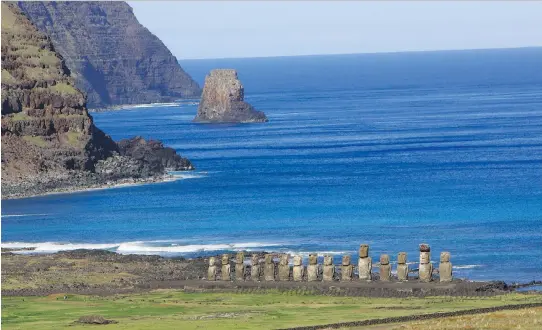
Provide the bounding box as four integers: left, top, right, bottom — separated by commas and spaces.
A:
307, 254, 319, 281
341, 255, 353, 281
207, 256, 218, 281
419, 243, 433, 282
397, 252, 409, 281
235, 251, 245, 281
439, 252, 453, 282
358, 244, 372, 281
250, 254, 261, 281
292, 255, 304, 281
323, 255, 335, 281
278, 254, 290, 281
379, 254, 392, 282
264, 254, 275, 281
221, 253, 231, 281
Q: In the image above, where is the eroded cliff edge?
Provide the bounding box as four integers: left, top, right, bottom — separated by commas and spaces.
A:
1, 3, 193, 199
17, 1, 201, 109
194, 69, 268, 123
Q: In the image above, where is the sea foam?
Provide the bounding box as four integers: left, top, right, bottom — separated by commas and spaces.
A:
1, 241, 281, 255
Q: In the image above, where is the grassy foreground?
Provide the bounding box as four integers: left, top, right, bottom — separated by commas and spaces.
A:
2, 290, 542, 329
388, 306, 542, 330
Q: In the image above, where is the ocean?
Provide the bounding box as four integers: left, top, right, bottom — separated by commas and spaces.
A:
2, 48, 541, 282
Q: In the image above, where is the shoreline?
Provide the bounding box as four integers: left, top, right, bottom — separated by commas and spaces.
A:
1, 248, 540, 291
2, 249, 540, 298
1, 172, 194, 201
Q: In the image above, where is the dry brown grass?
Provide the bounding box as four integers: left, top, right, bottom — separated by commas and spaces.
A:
389, 306, 542, 330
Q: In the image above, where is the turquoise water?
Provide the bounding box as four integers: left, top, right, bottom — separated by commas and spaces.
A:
2, 48, 542, 282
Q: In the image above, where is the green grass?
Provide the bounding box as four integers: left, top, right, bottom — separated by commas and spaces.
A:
50, 82, 79, 96
9, 112, 30, 121
22, 135, 48, 147
65, 131, 82, 147
2, 291, 541, 330
2, 69, 18, 85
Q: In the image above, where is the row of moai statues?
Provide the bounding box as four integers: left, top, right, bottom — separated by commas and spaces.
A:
207, 243, 452, 282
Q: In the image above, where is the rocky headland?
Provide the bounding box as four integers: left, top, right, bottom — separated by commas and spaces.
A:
1, 3, 193, 199
194, 69, 268, 123
17, 1, 201, 109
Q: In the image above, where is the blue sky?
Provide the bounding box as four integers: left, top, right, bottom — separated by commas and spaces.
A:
129, 1, 542, 60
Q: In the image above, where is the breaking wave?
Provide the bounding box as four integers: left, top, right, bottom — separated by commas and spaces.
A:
454, 265, 483, 269
0, 241, 281, 255
2, 214, 50, 218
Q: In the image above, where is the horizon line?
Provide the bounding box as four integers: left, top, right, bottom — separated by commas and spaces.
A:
177, 45, 542, 61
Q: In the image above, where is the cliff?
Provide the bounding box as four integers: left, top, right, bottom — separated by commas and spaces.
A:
17, 1, 201, 109
1, 3, 192, 199
194, 69, 268, 123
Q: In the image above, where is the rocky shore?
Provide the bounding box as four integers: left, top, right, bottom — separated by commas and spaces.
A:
1, 4, 194, 200
1, 173, 180, 200
2, 249, 534, 298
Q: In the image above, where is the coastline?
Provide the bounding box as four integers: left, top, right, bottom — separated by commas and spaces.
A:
2, 248, 540, 298
1, 172, 195, 201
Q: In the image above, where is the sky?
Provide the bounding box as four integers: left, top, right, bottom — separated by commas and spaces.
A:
129, 1, 542, 60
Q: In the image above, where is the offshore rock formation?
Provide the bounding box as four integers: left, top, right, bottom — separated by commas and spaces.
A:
18, 1, 201, 109
1, 3, 193, 199
194, 69, 268, 123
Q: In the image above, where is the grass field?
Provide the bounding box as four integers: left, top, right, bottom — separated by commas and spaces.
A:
388, 307, 542, 330
2, 290, 541, 330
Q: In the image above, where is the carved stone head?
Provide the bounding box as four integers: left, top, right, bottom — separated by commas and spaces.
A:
251, 254, 259, 265
264, 254, 273, 264
308, 254, 318, 265
342, 255, 351, 266
236, 251, 245, 264
359, 244, 369, 258
420, 252, 431, 264
380, 254, 390, 265
222, 254, 230, 265
440, 251, 450, 263
209, 256, 217, 266
279, 254, 289, 266
419, 243, 431, 252
324, 255, 333, 266
293, 255, 303, 266
397, 252, 407, 264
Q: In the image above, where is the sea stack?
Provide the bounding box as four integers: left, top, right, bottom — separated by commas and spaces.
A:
194, 69, 268, 123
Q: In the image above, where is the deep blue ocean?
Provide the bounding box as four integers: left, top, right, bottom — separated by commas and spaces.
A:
2, 48, 542, 282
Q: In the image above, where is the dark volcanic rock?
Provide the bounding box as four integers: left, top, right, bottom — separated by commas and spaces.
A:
18, 1, 201, 109
77, 315, 118, 325
1, 4, 194, 199
117, 136, 194, 174
194, 69, 268, 123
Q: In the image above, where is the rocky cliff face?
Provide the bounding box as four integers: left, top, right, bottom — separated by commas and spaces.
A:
194, 69, 268, 123
1, 3, 193, 199
1, 2, 117, 180
18, 1, 201, 109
